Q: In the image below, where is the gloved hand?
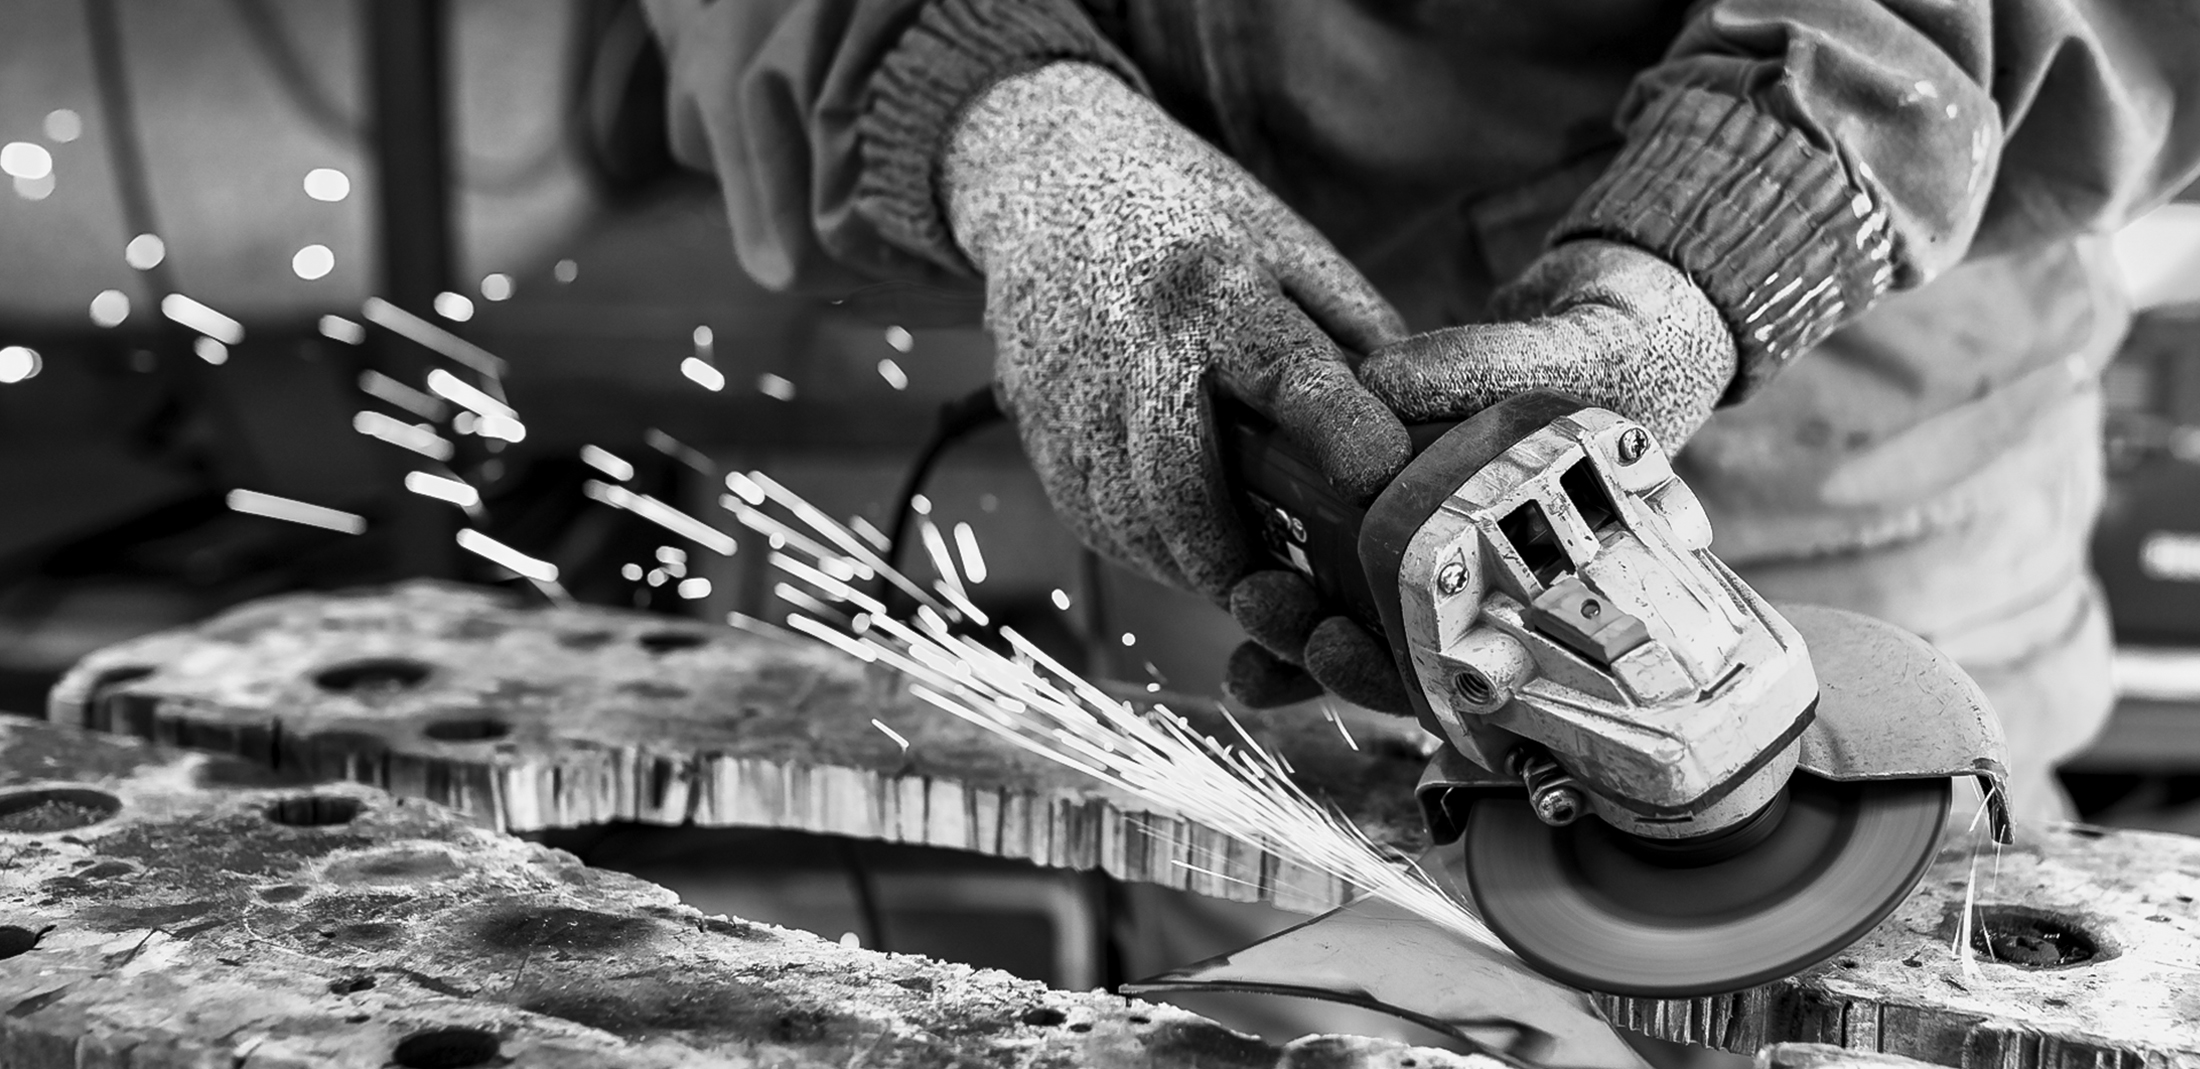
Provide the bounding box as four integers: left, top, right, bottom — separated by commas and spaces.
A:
1223, 239, 1740, 715
942, 62, 1413, 604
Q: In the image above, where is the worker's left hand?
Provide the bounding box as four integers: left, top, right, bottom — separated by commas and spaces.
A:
1222, 239, 1738, 715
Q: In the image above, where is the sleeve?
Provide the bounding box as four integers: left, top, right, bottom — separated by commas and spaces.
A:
1549, 0, 2200, 401
642, 0, 1146, 295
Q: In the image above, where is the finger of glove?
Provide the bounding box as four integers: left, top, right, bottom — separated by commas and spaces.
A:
1216, 293, 1414, 507
1259, 226, 1410, 356
1356, 317, 1615, 423
1227, 569, 1323, 662
1224, 641, 1326, 708
1303, 615, 1414, 715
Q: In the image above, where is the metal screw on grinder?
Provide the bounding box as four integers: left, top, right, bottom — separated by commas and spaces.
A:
1436, 560, 1470, 596
1510, 748, 1583, 827
1617, 427, 1652, 464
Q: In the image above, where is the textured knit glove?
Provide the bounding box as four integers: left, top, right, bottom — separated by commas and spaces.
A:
1224, 239, 1740, 715
943, 62, 1414, 602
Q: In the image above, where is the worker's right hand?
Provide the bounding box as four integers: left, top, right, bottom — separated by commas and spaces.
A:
943, 62, 1413, 604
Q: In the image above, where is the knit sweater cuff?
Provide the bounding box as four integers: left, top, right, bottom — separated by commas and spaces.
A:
857, 0, 1148, 275
1553, 87, 1898, 402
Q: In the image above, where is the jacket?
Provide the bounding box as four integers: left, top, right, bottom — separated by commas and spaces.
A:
642, 0, 2200, 565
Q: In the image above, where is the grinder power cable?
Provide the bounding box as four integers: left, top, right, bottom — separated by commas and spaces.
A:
1129, 389, 2013, 1057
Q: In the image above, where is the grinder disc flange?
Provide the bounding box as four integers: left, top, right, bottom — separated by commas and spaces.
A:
1464, 771, 1950, 997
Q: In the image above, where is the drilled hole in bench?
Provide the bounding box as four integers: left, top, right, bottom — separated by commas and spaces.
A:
315, 658, 434, 697
0, 788, 121, 833
638, 630, 708, 654
423, 717, 509, 742
392, 1027, 501, 1069
0, 926, 44, 960
1970, 906, 2103, 968
266, 795, 364, 826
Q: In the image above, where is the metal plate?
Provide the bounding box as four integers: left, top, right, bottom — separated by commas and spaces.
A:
1465, 772, 1949, 997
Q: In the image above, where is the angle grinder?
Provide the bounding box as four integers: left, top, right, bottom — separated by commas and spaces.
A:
1215, 388, 2015, 997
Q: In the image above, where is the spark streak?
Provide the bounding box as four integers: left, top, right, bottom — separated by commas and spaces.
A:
583, 480, 737, 556
362, 297, 508, 381
353, 411, 455, 461
161, 294, 244, 344
226, 489, 365, 534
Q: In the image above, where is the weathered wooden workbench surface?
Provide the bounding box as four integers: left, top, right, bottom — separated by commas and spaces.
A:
0, 712, 1516, 1068
45, 583, 2200, 1067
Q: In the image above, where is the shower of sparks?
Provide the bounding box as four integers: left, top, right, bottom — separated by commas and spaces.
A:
162, 294, 244, 344
404, 470, 481, 509
716, 475, 1500, 947
226, 489, 365, 534
361, 297, 507, 381
872, 719, 911, 751
353, 411, 455, 461
580, 445, 635, 482
360, 370, 446, 421
582, 478, 738, 556
319, 315, 365, 345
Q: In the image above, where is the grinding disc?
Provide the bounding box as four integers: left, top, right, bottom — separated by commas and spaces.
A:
1463, 772, 1949, 997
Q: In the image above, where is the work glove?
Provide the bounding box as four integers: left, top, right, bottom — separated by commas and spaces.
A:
1224, 239, 1740, 715
943, 63, 1413, 604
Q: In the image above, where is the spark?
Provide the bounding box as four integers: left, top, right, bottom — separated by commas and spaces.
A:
952, 522, 988, 583
0, 347, 42, 384
1323, 702, 1360, 751
656, 546, 686, 565
583, 480, 737, 556
884, 325, 914, 353
877, 358, 907, 391
43, 109, 81, 143
480, 273, 513, 301
359, 370, 446, 420
455, 528, 557, 583
404, 471, 480, 509
434, 291, 474, 322
715, 478, 1500, 948
1121, 633, 1137, 648
124, 234, 165, 270
872, 719, 911, 751
89, 289, 129, 327
13, 173, 53, 201
681, 357, 725, 391
426, 368, 516, 421
692, 325, 713, 354
292, 244, 335, 281
839, 932, 862, 949
553, 259, 578, 283
318, 315, 365, 345
226, 489, 365, 534
621, 563, 643, 581
352, 411, 455, 461
910, 494, 931, 515
303, 167, 350, 202
579, 445, 634, 482
848, 515, 891, 552
918, 518, 987, 625
1050, 588, 1072, 611
361, 297, 507, 380
757, 373, 796, 401
193, 338, 228, 365
162, 294, 244, 344
677, 577, 712, 600
1, 142, 52, 180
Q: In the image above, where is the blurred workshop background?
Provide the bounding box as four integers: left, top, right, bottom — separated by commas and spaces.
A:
3, 0, 2200, 1044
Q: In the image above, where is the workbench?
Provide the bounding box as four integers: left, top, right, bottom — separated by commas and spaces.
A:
39, 582, 2200, 1068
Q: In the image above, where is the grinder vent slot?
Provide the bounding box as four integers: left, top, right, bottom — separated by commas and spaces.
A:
1499, 501, 1572, 586
1560, 460, 1621, 538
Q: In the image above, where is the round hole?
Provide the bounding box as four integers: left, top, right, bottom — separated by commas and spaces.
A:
0, 926, 45, 960
265, 794, 365, 827
637, 631, 708, 654
391, 1027, 501, 1069
1969, 906, 2106, 968
314, 658, 434, 697
422, 717, 510, 742
0, 788, 122, 833
1453, 669, 1495, 706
